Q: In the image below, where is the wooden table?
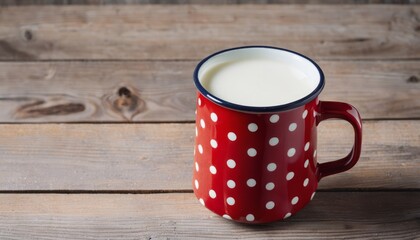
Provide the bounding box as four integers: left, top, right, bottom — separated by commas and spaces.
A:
0, 4, 419, 239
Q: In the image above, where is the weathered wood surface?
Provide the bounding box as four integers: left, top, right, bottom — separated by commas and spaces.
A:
1, 0, 419, 6
0, 192, 418, 239
0, 61, 418, 122
0, 4, 418, 239
0, 5, 419, 60
0, 121, 418, 191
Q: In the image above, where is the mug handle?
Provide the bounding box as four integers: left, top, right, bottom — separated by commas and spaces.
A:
316, 101, 363, 180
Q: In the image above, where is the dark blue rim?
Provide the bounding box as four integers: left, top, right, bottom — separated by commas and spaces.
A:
193, 46, 325, 113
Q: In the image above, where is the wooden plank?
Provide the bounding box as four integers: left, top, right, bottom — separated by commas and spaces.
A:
0, 61, 418, 122
0, 121, 418, 191
0, 5, 418, 60
0, 61, 194, 122
0, 192, 418, 239
1, 0, 418, 5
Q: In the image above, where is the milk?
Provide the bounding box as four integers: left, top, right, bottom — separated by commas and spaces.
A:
200, 57, 318, 107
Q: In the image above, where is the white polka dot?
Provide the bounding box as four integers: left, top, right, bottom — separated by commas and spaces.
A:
248, 123, 258, 132
289, 123, 297, 132
266, 201, 275, 210
291, 196, 299, 205
194, 110, 197, 115
313, 110, 317, 117
246, 214, 255, 222
267, 163, 277, 172
287, 148, 296, 157
304, 159, 309, 168
247, 178, 256, 187
195, 127, 198, 137
198, 98, 201, 106
200, 119, 205, 129
209, 189, 216, 199
193, 148, 196, 156
198, 144, 203, 154
194, 179, 199, 189
199, 198, 205, 206
223, 214, 232, 220
311, 192, 316, 200
195, 162, 199, 172
209, 165, 217, 174
269, 137, 279, 146
304, 142, 310, 151
303, 178, 309, 187
227, 197, 235, 205
210, 139, 218, 148
227, 180, 236, 188
210, 112, 218, 122
283, 212, 292, 219
227, 159, 236, 168
302, 109, 308, 119
286, 172, 295, 181
270, 114, 279, 123
227, 132, 237, 141
313, 150, 317, 158
247, 148, 257, 157
265, 182, 275, 190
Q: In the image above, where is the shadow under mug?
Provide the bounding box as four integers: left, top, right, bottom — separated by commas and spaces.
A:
192, 46, 362, 224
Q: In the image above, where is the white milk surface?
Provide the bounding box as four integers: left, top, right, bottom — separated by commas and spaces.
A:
200, 58, 317, 107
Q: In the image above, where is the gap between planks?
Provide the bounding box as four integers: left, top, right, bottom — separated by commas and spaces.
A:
0, 119, 419, 125
0, 58, 420, 63
0, 189, 419, 194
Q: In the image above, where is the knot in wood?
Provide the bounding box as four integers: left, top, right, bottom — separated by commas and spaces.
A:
118, 87, 131, 98
115, 87, 137, 110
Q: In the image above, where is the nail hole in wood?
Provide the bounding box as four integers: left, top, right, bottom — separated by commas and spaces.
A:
407, 76, 419, 83
24, 30, 33, 41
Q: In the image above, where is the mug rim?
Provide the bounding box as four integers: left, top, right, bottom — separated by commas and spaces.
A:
193, 46, 325, 113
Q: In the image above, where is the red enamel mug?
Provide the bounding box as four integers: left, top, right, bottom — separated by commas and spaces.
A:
192, 46, 362, 224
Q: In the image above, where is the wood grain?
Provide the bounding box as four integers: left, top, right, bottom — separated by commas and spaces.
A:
0, 5, 418, 60
0, 121, 418, 191
0, 61, 418, 122
0, 192, 418, 239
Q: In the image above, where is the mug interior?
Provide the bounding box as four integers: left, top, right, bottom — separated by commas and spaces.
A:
194, 46, 325, 113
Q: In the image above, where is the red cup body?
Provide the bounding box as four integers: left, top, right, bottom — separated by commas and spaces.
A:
193, 93, 319, 223
192, 46, 362, 224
